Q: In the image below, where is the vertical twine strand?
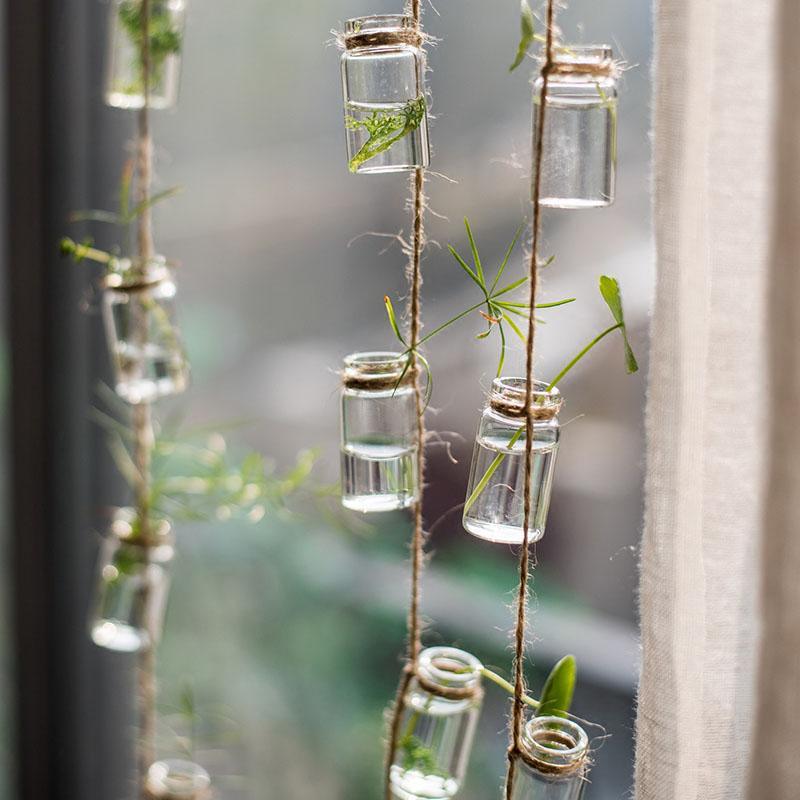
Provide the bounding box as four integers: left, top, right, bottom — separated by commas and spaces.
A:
505, 2, 557, 799
384, 6, 426, 800
133, 0, 158, 793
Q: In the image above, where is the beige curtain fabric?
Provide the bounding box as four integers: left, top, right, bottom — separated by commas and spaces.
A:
636, 0, 795, 797
746, 0, 800, 796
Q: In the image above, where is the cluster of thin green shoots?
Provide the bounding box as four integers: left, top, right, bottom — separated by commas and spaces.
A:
93, 385, 317, 531
118, 0, 182, 94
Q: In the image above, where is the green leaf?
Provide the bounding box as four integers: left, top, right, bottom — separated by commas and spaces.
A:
126, 185, 183, 223
69, 209, 123, 225
464, 218, 485, 285
447, 244, 486, 294
489, 222, 524, 295
598, 275, 639, 373
509, 0, 536, 72
536, 655, 576, 718
384, 296, 407, 347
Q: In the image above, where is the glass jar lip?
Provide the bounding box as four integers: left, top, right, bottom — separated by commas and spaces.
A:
345, 14, 415, 35
146, 759, 211, 797
491, 377, 561, 404
551, 44, 614, 65
521, 716, 589, 765
343, 350, 408, 376
110, 507, 173, 544
418, 646, 483, 689
104, 255, 171, 290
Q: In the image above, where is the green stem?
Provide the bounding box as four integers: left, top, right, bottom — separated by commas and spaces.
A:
480, 666, 540, 710
463, 427, 524, 515
546, 323, 622, 392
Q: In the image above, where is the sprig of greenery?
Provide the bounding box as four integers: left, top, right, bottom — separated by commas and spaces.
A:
383, 218, 573, 401
509, 0, 547, 72
345, 97, 426, 173
463, 275, 638, 514
118, 0, 183, 92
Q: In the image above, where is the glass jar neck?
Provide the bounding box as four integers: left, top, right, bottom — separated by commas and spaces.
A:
110, 507, 174, 548
542, 44, 616, 80
417, 646, 482, 693
105, 255, 170, 290
488, 378, 561, 421
342, 351, 410, 390
344, 15, 422, 50
520, 716, 588, 775
145, 759, 211, 799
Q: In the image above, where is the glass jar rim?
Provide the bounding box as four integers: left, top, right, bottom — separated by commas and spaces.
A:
110, 507, 173, 545
418, 646, 482, 689
146, 759, 211, 797
104, 255, 170, 290
551, 44, 613, 64
521, 716, 589, 767
343, 350, 408, 376
491, 377, 561, 403
345, 14, 415, 35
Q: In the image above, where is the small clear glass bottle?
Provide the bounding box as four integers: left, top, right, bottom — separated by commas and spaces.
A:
533, 46, 618, 208
145, 759, 211, 800
102, 256, 190, 405
90, 508, 175, 653
340, 352, 418, 512
340, 15, 430, 174
105, 0, 187, 110
390, 647, 484, 800
463, 378, 561, 545
510, 716, 589, 800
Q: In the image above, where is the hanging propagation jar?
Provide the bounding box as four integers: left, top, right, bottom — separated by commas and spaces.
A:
390, 647, 484, 800
340, 15, 430, 174
102, 256, 190, 405
145, 759, 212, 800
340, 351, 418, 512
463, 378, 561, 545
510, 716, 589, 800
105, 0, 187, 110
533, 45, 618, 208
90, 508, 175, 653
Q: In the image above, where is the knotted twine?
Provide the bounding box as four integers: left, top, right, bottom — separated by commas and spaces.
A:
382, 3, 436, 798
504, 1, 558, 798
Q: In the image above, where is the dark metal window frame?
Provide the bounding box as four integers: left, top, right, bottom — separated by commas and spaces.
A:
7, 2, 133, 798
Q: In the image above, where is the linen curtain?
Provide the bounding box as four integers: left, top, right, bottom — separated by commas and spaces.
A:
637, 0, 800, 797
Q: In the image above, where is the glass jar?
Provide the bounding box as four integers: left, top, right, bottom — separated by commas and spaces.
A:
510, 717, 589, 800
90, 508, 175, 653
390, 647, 484, 800
102, 256, 190, 405
463, 378, 561, 545
105, 0, 187, 110
340, 15, 430, 174
533, 46, 618, 208
145, 759, 211, 800
340, 351, 418, 512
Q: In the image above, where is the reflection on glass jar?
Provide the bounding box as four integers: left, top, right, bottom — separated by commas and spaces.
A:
102, 256, 190, 405
340, 351, 418, 513
390, 647, 484, 800
463, 378, 561, 545
533, 46, 618, 208
145, 759, 212, 800
340, 15, 430, 174
90, 508, 174, 653
105, 0, 187, 110
510, 716, 589, 800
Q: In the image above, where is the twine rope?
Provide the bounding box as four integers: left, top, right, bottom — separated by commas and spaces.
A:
133, 0, 158, 793
490, 396, 562, 421
505, 2, 557, 798
345, 29, 423, 49
383, 4, 427, 798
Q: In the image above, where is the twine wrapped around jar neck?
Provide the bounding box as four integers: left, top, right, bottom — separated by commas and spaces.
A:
341, 352, 413, 391
547, 58, 617, 78
516, 719, 589, 777
344, 28, 424, 49
413, 650, 484, 702
103, 259, 170, 293
489, 378, 562, 421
